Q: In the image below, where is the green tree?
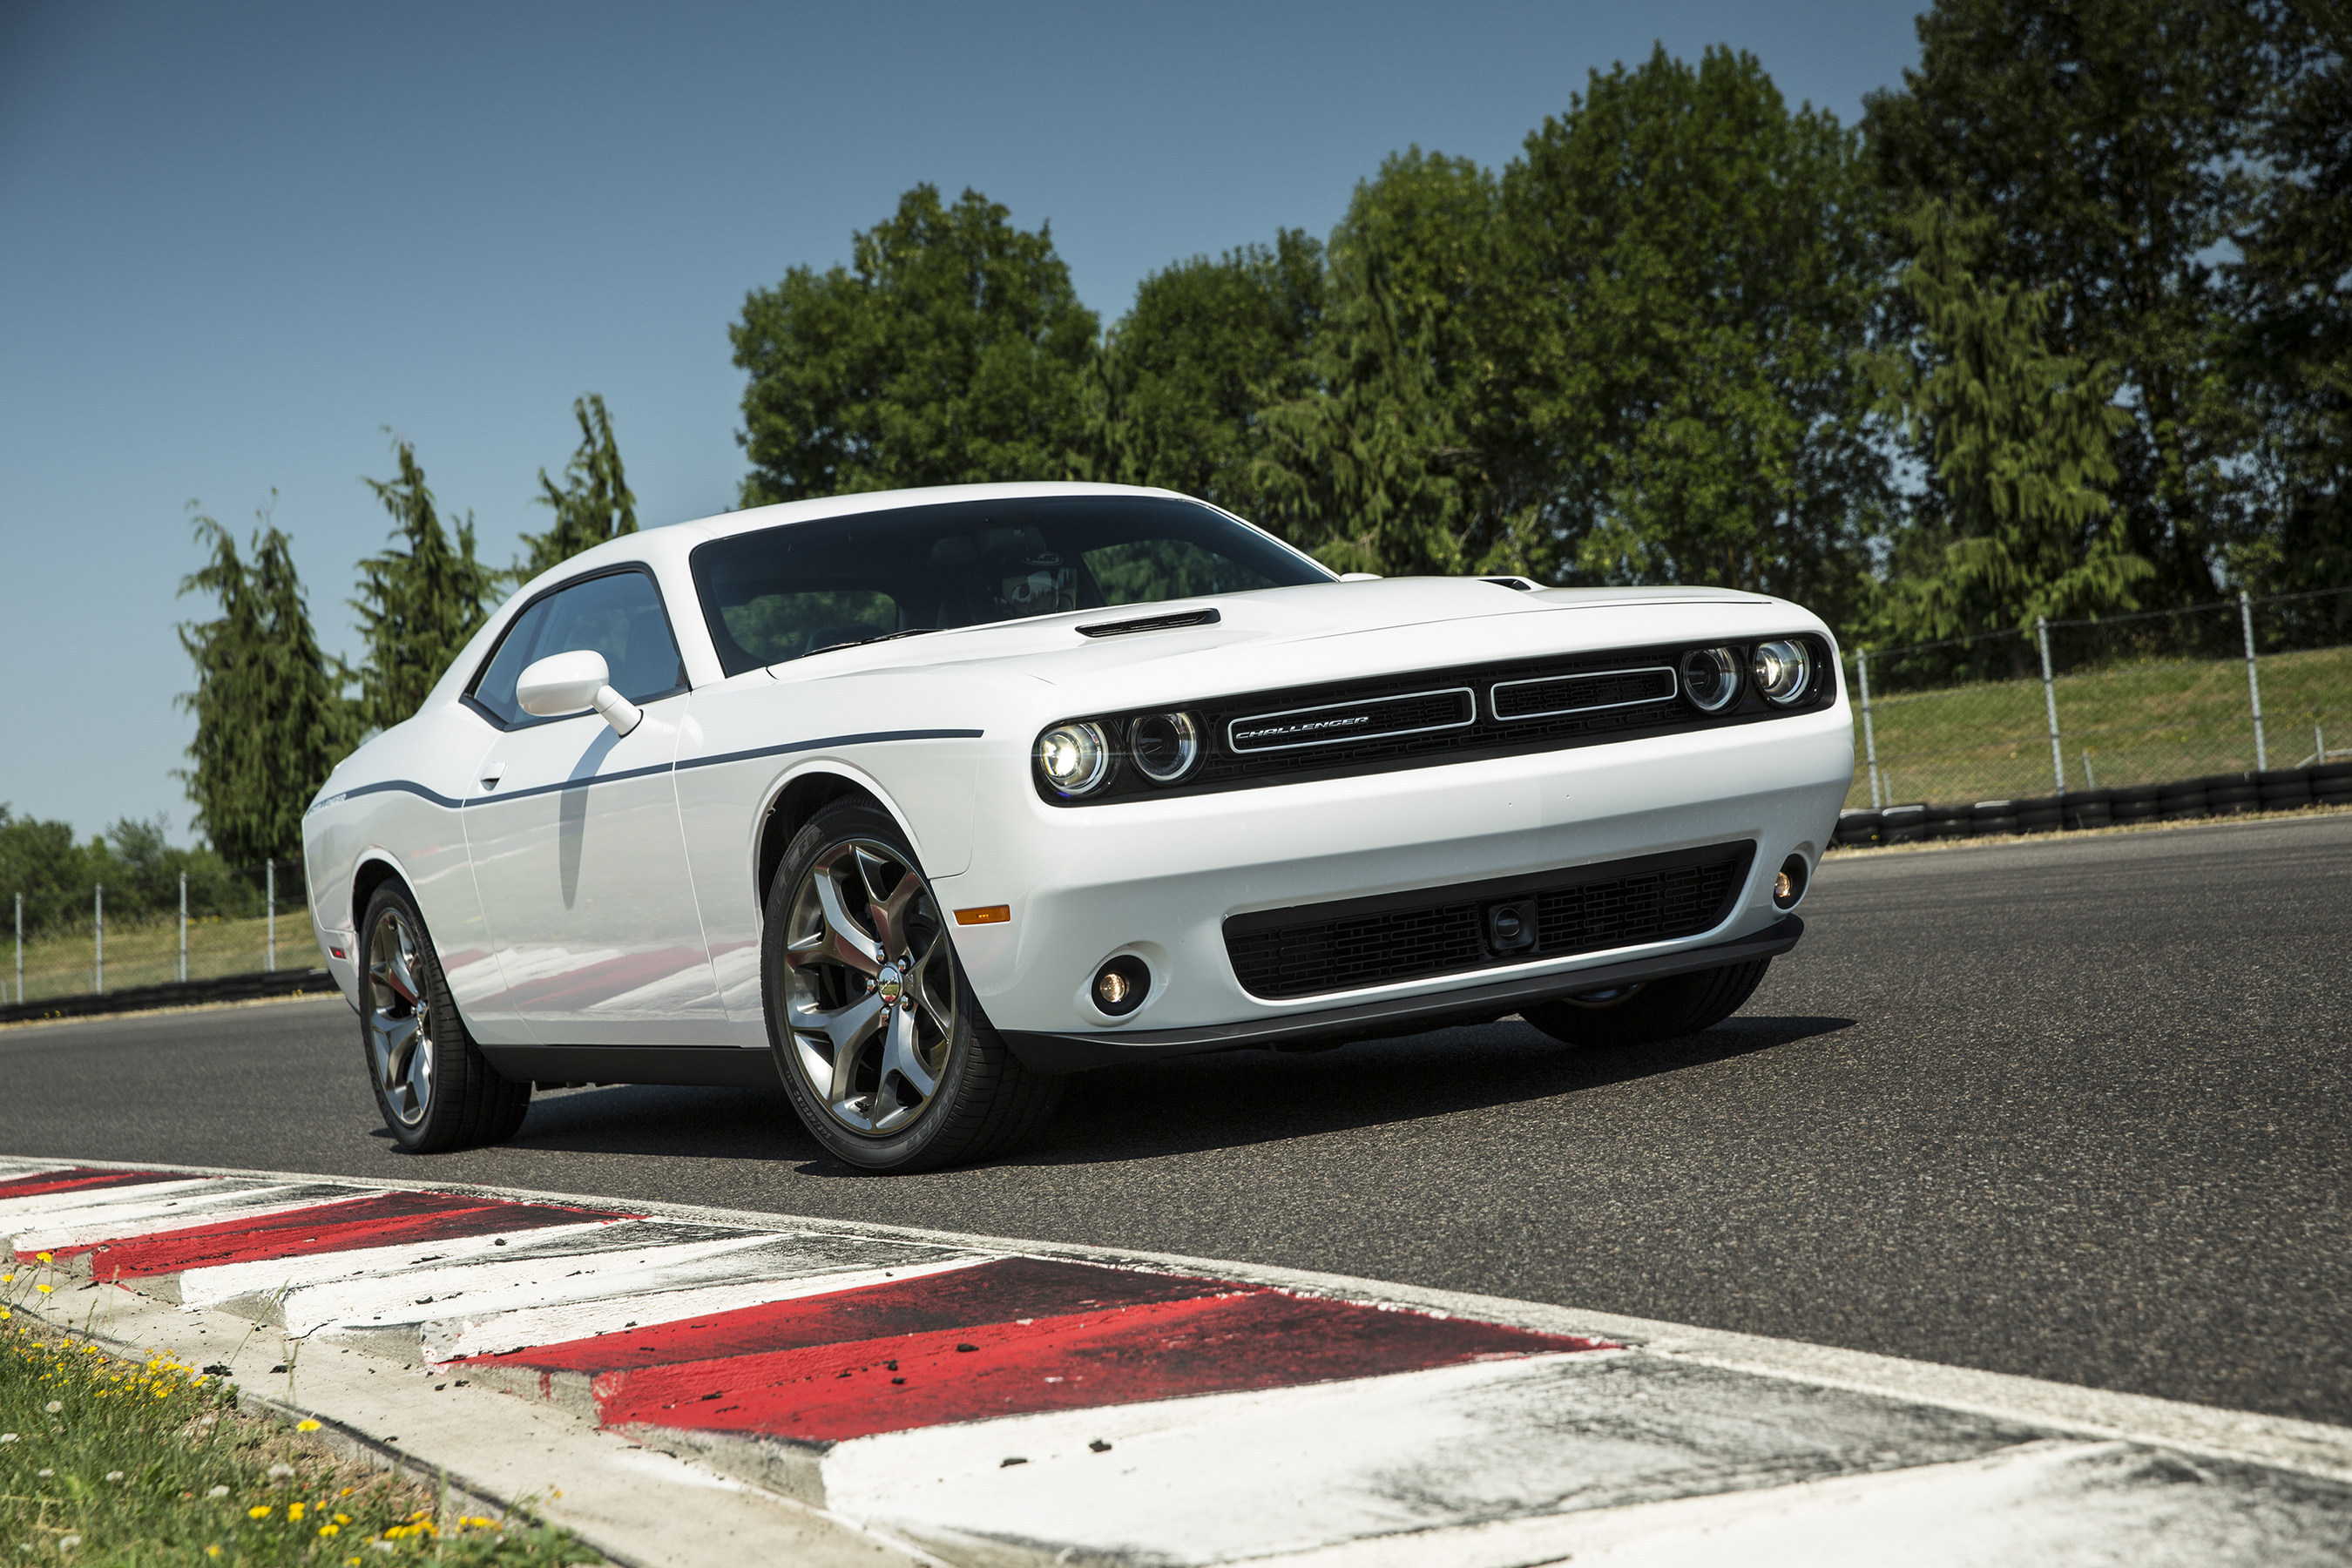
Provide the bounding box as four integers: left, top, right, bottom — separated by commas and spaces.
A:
2229, 1, 2352, 617
1862, 0, 2274, 606
732, 185, 1099, 504
179, 505, 357, 864
352, 438, 497, 733
1870, 200, 2148, 646
1485, 46, 1889, 617
516, 393, 636, 584
1088, 230, 1324, 511
0, 806, 91, 937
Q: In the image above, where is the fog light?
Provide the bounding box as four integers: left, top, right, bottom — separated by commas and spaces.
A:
1092, 955, 1150, 1017
1754, 640, 1815, 706
1036, 722, 1113, 796
1774, 854, 1809, 909
1681, 646, 1741, 713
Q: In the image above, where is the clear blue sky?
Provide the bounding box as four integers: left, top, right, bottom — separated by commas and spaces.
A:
0, 0, 1926, 847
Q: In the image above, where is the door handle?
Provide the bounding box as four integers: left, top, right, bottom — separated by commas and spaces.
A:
479, 761, 506, 790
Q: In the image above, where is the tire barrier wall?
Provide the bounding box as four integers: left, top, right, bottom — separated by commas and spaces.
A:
0, 965, 335, 1026
1835, 760, 2352, 849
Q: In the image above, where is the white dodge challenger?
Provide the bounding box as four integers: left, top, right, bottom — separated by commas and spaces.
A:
303, 482, 1854, 1172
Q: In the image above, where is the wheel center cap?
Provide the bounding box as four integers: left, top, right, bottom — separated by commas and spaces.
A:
875, 964, 904, 1004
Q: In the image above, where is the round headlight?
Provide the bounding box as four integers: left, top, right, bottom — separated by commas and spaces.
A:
1681, 646, 1741, 713
1128, 711, 1201, 784
1753, 640, 1815, 706
1036, 722, 1113, 796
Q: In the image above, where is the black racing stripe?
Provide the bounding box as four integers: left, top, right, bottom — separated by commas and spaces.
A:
464, 759, 676, 806
673, 727, 987, 773
311, 779, 464, 813
307, 728, 987, 814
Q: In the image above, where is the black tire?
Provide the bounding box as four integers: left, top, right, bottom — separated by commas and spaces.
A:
1521, 959, 1771, 1050
761, 799, 1063, 1173
357, 880, 531, 1154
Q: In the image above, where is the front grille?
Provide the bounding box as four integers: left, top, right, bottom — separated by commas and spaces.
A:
1034, 632, 1838, 806
1223, 842, 1754, 1000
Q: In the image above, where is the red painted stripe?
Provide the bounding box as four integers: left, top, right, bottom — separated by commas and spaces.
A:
0, 1169, 188, 1201
464, 1257, 1233, 1372
592, 1288, 1610, 1443
37, 1191, 628, 1276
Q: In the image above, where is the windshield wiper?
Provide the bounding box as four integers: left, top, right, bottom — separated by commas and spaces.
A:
804, 627, 938, 658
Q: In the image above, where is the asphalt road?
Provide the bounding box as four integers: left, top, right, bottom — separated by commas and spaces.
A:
5, 814, 2349, 1426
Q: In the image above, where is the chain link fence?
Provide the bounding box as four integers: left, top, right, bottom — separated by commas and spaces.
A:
1844, 585, 2352, 837
6, 859, 301, 1007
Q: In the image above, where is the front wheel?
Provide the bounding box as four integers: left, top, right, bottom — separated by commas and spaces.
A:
356, 879, 531, 1152
762, 800, 1063, 1173
1520, 959, 1772, 1050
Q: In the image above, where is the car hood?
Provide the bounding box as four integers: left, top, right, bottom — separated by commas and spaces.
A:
763, 576, 1811, 723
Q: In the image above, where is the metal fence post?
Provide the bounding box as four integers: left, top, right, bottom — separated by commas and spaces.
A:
179, 871, 188, 983
266, 860, 277, 973
2241, 591, 2268, 771
1855, 649, 1882, 808
94, 884, 105, 995
2083, 752, 2097, 790
13, 892, 20, 1006
2037, 617, 2065, 794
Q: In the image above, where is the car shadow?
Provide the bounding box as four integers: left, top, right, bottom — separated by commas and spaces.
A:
497, 1013, 1857, 1174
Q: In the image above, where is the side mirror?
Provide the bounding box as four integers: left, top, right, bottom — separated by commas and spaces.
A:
516, 650, 643, 737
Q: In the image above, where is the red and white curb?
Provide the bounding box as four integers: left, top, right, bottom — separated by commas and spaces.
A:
6, 1158, 2349, 1566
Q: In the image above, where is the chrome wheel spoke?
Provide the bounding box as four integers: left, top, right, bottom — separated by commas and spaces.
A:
910, 932, 956, 1034
806, 873, 883, 977
778, 835, 959, 1139
366, 909, 436, 1129
880, 1004, 938, 1100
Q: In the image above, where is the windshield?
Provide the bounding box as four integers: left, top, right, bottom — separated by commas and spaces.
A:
690, 494, 1333, 675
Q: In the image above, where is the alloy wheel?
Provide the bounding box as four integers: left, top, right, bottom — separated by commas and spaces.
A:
781, 839, 958, 1136
367, 908, 436, 1127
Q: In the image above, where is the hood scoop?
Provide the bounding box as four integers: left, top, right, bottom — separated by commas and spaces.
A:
1076, 607, 1221, 639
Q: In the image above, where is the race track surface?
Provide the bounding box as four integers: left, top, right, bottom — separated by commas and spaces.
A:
5, 813, 2348, 1426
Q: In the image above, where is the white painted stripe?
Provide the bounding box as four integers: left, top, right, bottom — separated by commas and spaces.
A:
1236, 1438, 2352, 1568
820, 1346, 2065, 1566
422, 1253, 994, 1365
9, 1186, 364, 1253
176, 1219, 647, 1307
277, 1233, 831, 1336
0, 1176, 227, 1221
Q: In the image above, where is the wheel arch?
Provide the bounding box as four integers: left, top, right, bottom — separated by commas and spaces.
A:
349, 852, 410, 936
754, 766, 905, 908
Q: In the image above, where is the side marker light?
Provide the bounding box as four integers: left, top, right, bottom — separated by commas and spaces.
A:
955, 905, 1010, 926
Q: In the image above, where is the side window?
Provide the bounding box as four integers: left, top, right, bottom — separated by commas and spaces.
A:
467, 571, 687, 728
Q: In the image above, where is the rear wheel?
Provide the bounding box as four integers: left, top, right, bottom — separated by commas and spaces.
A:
1521, 960, 1771, 1050
762, 800, 1063, 1173
357, 880, 531, 1152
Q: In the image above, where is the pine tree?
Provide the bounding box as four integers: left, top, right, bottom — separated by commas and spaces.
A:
352, 437, 497, 732
1871, 200, 2150, 644
178, 504, 355, 864
515, 393, 636, 585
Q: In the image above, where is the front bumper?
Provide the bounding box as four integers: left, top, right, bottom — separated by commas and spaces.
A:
1002, 913, 1805, 1071
939, 701, 1852, 1044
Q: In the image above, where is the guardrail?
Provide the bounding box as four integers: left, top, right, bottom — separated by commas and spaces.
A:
1832, 761, 2352, 847
0, 965, 335, 1026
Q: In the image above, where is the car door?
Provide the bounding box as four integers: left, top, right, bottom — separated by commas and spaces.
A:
462, 566, 727, 1045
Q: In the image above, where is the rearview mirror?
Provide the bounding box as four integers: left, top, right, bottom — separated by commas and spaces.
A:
516, 651, 643, 737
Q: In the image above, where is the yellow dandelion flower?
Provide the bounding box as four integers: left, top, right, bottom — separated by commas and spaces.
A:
296, 1418, 321, 1432
207, 1549, 222, 1559
335, 1514, 352, 1524
319, 1524, 340, 1538
37, 1284, 52, 1294
248, 1504, 272, 1519
35, 1251, 51, 1261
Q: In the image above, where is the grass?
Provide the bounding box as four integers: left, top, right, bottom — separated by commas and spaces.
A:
3, 916, 293, 1009
1849, 643, 2352, 808
1, 1260, 591, 1565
